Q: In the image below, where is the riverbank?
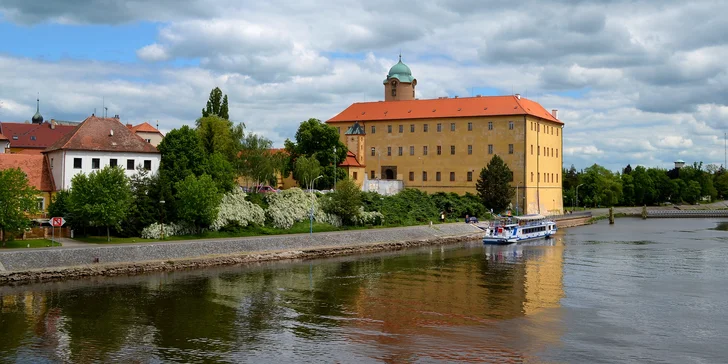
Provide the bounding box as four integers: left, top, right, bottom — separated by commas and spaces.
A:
0, 223, 483, 284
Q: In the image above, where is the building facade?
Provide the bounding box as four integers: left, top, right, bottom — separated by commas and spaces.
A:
127, 121, 164, 147
327, 59, 563, 215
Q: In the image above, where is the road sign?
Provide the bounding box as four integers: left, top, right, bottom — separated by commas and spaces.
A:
51, 217, 66, 227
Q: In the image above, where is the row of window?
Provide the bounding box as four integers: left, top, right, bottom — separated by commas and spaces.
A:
530, 122, 559, 136
72, 157, 152, 171
530, 145, 559, 158
365, 121, 517, 134
522, 226, 547, 234
372, 144, 515, 157
530, 172, 559, 183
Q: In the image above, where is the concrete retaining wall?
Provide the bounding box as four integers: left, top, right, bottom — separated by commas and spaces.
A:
0, 224, 482, 274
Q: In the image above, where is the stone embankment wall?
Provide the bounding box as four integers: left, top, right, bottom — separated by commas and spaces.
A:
0, 224, 483, 284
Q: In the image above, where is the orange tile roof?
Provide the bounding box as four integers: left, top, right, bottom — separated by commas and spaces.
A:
15, 149, 43, 154
0, 154, 55, 191
338, 150, 364, 167
130, 121, 163, 134
0, 132, 8, 141
326, 95, 561, 124
45, 115, 160, 154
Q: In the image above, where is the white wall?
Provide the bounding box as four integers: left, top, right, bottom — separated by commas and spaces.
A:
0, 140, 9, 153
51, 150, 161, 190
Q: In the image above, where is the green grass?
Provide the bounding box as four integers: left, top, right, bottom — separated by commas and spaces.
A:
0, 239, 58, 249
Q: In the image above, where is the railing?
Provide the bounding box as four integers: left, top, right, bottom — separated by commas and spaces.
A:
548, 211, 592, 220
647, 210, 728, 218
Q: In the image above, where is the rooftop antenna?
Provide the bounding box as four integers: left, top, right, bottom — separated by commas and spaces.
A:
104, 107, 108, 119
102, 97, 105, 118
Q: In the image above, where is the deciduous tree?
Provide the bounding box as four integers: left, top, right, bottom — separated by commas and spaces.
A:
174, 174, 222, 230
201, 87, 229, 120
69, 166, 132, 241
293, 155, 321, 190
284, 118, 347, 188
476, 155, 515, 213
0, 168, 38, 243
323, 179, 362, 225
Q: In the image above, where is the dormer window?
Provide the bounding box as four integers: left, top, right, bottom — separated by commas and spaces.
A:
30, 136, 36, 140
12, 136, 18, 140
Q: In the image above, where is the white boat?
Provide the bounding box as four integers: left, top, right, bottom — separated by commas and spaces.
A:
481, 214, 557, 245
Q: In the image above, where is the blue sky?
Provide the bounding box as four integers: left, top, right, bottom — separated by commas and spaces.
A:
1, 0, 727, 172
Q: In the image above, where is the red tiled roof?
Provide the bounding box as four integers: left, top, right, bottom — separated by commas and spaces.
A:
0, 154, 55, 192
0, 122, 77, 149
0, 132, 8, 141
326, 95, 561, 124
130, 121, 163, 134
44, 115, 160, 154
15, 149, 42, 155
338, 150, 364, 167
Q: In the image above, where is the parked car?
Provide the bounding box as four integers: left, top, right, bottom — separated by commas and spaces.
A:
254, 185, 279, 193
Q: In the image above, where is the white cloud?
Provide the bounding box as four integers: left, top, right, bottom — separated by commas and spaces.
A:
656, 136, 694, 149
136, 44, 169, 62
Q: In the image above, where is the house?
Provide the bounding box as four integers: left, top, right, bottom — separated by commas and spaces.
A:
126, 121, 164, 147
326, 57, 564, 215
0, 132, 9, 153
0, 121, 77, 154
0, 153, 55, 217
44, 115, 161, 190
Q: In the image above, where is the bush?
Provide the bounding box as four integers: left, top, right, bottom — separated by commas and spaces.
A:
211, 189, 266, 231
351, 207, 384, 226
141, 222, 196, 239
322, 179, 362, 225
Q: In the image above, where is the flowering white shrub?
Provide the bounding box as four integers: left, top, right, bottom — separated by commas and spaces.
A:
211, 189, 265, 231
352, 207, 384, 225
265, 188, 341, 229
141, 222, 196, 239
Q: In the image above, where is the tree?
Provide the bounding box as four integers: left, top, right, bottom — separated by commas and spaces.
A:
174, 174, 222, 230
293, 155, 321, 190
284, 118, 347, 188
197, 115, 239, 160
203, 152, 236, 192
123, 167, 163, 237
69, 166, 132, 241
158, 125, 207, 187
323, 179, 362, 225
201, 87, 229, 120
0, 168, 39, 243
238, 132, 275, 187
581, 164, 622, 207
475, 155, 515, 213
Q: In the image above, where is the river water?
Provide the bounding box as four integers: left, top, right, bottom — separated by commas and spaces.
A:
1, 218, 728, 363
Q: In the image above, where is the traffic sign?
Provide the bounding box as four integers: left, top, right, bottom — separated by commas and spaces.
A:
51, 217, 66, 227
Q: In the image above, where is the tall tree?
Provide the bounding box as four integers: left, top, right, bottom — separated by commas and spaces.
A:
475, 155, 515, 213
293, 155, 321, 190
158, 125, 206, 186
175, 174, 222, 230
238, 132, 275, 186
69, 166, 132, 241
0, 168, 39, 243
201, 87, 229, 120
284, 118, 347, 188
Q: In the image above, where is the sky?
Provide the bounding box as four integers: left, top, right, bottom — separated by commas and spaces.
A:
0, 0, 727, 171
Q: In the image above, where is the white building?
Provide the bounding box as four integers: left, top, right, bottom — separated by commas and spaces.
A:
44, 115, 161, 190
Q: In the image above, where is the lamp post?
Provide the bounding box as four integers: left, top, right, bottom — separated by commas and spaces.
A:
333, 146, 337, 190
575, 183, 584, 212
309, 175, 323, 236
159, 200, 165, 240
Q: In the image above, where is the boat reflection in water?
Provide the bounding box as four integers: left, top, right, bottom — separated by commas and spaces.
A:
0, 235, 566, 363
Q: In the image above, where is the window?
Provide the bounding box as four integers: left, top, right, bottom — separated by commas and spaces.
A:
371, 126, 376, 134
91, 158, 100, 169
450, 123, 455, 131
37, 197, 44, 211
337, 127, 341, 134
143, 160, 152, 170
437, 123, 442, 132
145, 139, 151, 143
556, 149, 559, 158
436, 172, 441, 181
371, 147, 376, 157
450, 172, 455, 181
409, 171, 414, 181
450, 145, 455, 155
422, 171, 428, 181
509, 144, 514, 154
12, 136, 17, 140
399, 125, 403, 133
391, 88, 396, 97
127, 159, 135, 170
371, 170, 375, 179
531, 145, 533, 155
110, 159, 117, 167
488, 122, 493, 130
388, 125, 392, 133
509, 121, 514, 130
468, 122, 472, 131
410, 124, 415, 132
423, 124, 429, 132
409, 146, 415, 155
557, 129, 559, 136
423, 146, 428, 155
531, 172, 534, 182
488, 144, 493, 154
509, 171, 514, 182
437, 146, 442, 155
398, 147, 403, 156
467, 171, 473, 182
468, 145, 472, 155
30, 136, 36, 141
353, 172, 358, 180
50, 158, 54, 169
73, 158, 82, 169
387, 146, 392, 156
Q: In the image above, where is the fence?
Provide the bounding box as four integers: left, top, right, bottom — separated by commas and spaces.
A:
1, 227, 72, 241
362, 179, 404, 196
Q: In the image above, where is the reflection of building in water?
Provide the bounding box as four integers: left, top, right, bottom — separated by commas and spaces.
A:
346, 242, 565, 360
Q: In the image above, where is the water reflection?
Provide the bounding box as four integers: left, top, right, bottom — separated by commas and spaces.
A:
0, 238, 566, 363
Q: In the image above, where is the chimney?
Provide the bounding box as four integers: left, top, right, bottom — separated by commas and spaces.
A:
476, 94, 482, 97
454, 95, 459, 98
552, 109, 559, 119
114, 114, 120, 119
515, 93, 521, 100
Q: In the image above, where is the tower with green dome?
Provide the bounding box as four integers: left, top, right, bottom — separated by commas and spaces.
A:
383, 55, 417, 101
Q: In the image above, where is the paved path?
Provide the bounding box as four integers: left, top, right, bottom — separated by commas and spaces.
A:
53, 238, 95, 248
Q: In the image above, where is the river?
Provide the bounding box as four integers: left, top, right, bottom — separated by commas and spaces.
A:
1, 218, 727, 363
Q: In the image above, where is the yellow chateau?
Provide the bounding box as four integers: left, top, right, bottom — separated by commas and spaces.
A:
327, 57, 564, 215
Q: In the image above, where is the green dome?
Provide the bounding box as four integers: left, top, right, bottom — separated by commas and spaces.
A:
32, 97, 43, 124
383, 56, 416, 84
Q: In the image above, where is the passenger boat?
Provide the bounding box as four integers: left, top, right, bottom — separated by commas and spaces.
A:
481, 214, 557, 245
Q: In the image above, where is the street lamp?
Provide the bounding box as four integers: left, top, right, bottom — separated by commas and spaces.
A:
310, 175, 323, 236
333, 146, 337, 190
575, 183, 584, 212
159, 200, 165, 240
